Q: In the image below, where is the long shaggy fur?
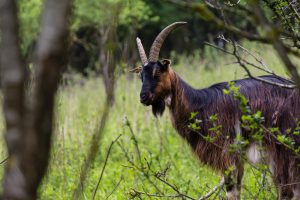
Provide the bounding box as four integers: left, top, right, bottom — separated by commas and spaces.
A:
167, 73, 300, 198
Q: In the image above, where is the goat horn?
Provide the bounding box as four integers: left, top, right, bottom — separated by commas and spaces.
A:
136, 37, 148, 65
148, 22, 187, 62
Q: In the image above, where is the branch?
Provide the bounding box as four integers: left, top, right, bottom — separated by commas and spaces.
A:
104, 175, 123, 200
198, 178, 225, 200
166, 0, 269, 43
130, 189, 191, 199
204, 40, 297, 89
250, 0, 300, 90
153, 175, 196, 200
232, 41, 297, 89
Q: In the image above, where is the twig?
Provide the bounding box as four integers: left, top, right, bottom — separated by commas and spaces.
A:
288, 0, 300, 21
279, 181, 300, 187
153, 175, 196, 200
104, 175, 123, 200
166, 0, 269, 43
118, 138, 164, 194
92, 134, 122, 200
250, 0, 300, 90
218, 35, 272, 74
260, 125, 300, 159
204, 42, 275, 76
130, 189, 191, 199
231, 41, 297, 89
198, 178, 225, 200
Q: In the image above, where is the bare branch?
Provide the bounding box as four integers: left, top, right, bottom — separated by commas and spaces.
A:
232, 41, 297, 89
166, 0, 270, 43
130, 189, 192, 199
198, 178, 225, 200
250, 0, 300, 90
104, 175, 123, 200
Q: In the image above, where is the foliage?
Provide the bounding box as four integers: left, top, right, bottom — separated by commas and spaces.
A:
72, 0, 153, 30
18, 0, 43, 52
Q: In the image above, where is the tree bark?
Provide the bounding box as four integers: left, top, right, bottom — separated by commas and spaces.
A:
0, 0, 72, 199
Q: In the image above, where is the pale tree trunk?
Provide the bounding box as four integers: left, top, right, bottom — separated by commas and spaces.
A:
0, 0, 72, 199
72, 11, 119, 200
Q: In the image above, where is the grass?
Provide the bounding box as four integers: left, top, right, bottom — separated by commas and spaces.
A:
0, 42, 296, 199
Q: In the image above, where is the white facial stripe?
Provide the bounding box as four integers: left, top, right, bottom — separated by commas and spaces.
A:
152, 68, 156, 77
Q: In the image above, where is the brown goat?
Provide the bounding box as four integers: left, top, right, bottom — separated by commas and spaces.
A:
134, 22, 300, 200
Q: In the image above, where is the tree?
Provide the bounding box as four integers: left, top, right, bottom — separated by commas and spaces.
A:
0, 0, 72, 199
168, 0, 300, 89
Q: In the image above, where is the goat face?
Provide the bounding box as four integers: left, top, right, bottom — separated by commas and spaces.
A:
139, 60, 171, 116
135, 22, 186, 116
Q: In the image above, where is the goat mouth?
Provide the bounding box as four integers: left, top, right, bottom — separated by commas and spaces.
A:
140, 93, 154, 106
140, 99, 152, 106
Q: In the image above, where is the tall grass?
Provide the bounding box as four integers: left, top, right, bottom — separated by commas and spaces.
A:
0, 43, 294, 199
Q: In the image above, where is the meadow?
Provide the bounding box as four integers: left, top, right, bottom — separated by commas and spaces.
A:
0, 43, 292, 199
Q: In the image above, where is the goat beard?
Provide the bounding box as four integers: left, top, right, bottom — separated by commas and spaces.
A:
152, 99, 165, 117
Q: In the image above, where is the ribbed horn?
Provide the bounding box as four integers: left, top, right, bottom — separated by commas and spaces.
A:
148, 22, 187, 62
136, 37, 148, 65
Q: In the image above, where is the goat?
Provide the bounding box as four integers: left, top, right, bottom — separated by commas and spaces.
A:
133, 22, 300, 200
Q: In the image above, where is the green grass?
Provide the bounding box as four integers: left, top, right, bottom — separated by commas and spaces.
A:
0, 43, 295, 199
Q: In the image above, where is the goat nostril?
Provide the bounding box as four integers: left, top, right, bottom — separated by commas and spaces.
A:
140, 92, 149, 103
140, 93, 147, 99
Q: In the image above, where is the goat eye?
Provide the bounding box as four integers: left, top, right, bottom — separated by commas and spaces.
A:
152, 69, 160, 78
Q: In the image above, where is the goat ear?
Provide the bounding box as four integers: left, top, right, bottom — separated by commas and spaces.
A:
161, 59, 171, 71
129, 66, 142, 73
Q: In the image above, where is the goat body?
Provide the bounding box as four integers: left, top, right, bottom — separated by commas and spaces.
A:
167, 71, 300, 199
135, 21, 300, 199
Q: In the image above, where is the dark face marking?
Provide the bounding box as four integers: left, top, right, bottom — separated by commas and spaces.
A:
139, 62, 161, 105
139, 60, 170, 117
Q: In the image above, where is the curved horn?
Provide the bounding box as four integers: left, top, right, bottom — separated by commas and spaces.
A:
148, 22, 187, 62
136, 37, 148, 65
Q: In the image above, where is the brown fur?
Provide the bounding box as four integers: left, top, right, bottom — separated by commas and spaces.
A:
143, 63, 300, 199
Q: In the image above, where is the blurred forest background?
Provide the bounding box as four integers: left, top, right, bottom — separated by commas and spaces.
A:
19, 0, 240, 75
0, 0, 300, 199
